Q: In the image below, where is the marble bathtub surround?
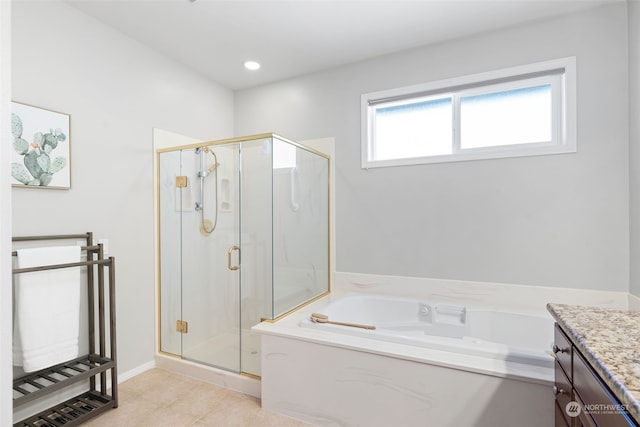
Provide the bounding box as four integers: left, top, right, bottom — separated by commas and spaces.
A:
547, 303, 640, 423
334, 272, 636, 312
253, 272, 640, 426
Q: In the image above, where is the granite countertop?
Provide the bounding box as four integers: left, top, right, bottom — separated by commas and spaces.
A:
547, 303, 640, 423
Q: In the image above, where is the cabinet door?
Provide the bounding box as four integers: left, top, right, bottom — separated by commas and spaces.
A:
555, 401, 570, 427
574, 394, 597, 427
573, 351, 636, 427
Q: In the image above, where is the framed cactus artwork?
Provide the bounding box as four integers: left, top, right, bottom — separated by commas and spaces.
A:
11, 102, 71, 189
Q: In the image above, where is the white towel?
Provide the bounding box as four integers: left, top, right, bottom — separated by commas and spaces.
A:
13, 246, 81, 373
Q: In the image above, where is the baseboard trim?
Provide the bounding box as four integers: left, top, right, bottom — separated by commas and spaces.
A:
117, 359, 155, 384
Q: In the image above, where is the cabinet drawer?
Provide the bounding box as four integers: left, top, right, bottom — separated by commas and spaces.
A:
573, 351, 636, 427
555, 360, 572, 427
553, 360, 573, 424
554, 324, 572, 380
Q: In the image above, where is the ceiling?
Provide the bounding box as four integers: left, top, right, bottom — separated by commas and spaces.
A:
66, 0, 617, 90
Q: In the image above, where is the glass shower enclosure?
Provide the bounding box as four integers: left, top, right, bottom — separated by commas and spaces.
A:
156, 133, 330, 377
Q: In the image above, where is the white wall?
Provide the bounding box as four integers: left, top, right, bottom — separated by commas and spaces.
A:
11, 0, 234, 378
629, 0, 640, 298
235, 3, 630, 292
1, 1, 12, 425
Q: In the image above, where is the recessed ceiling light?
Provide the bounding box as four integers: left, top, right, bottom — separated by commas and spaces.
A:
244, 61, 261, 71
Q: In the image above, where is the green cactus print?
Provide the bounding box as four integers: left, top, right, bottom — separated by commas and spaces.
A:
11, 163, 31, 185
11, 112, 68, 187
11, 113, 22, 138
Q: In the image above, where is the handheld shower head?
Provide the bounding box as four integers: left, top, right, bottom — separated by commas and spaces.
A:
195, 146, 220, 236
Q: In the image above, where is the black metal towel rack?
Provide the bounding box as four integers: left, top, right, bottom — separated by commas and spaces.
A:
11, 232, 118, 427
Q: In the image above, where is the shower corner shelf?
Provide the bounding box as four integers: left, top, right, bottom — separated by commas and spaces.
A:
11, 232, 118, 427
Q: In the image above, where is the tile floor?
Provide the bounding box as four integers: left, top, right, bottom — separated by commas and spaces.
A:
84, 368, 309, 427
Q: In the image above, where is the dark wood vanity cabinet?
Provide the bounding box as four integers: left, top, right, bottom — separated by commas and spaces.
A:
553, 324, 638, 427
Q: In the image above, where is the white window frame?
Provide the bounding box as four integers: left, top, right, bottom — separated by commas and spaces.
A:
361, 57, 576, 168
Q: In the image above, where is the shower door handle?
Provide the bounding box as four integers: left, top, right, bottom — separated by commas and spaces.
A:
228, 245, 240, 271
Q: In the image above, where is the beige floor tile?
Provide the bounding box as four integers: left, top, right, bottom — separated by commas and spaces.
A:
195, 391, 262, 426
131, 404, 202, 427
166, 381, 233, 416
83, 396, 158, 427
84, 368, 310, 427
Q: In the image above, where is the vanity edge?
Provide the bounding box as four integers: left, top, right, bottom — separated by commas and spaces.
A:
547, 303, 640, 424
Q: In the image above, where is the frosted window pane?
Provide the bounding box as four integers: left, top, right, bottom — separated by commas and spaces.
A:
374, 97, 452, 160
460, 85, 552, 149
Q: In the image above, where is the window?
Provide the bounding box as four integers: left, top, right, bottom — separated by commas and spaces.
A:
362, 57, 576, 168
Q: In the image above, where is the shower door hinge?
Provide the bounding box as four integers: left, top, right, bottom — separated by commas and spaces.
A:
176, 320, 189, 333
175, 176, 188, 188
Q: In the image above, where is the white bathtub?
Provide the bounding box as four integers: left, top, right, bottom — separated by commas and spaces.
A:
256, 291, 556, 427
299, 293, 554, 368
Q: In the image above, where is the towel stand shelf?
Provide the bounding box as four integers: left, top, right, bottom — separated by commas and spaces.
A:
13, 354, 115, 407
11, 232, 118, 427
16, 391, 114, 427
